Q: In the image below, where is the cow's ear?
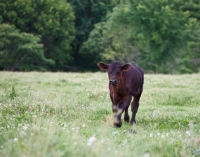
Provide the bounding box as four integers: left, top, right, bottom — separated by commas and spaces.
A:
97, 62, 108, 70
121, 64, 131, 71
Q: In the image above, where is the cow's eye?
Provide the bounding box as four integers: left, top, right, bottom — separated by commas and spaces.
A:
117, 72, 120, 75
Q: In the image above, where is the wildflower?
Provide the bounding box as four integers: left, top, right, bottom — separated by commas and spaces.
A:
150, 133, 153, 137
50, 122, 53, 126
75, 127, 79, 134
14, 138, 18, 142
82, 124, 85, 128
101, 139, 105, 144
186, 131, 191, 136
23, 126, 28, 131
32, 114, 36, 118
87, 135, 96, 146
143, 153, 150, 157
20, 131, 26, 136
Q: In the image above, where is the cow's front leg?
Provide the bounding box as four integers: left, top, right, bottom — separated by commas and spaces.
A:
112, 104, 122, 127
113, 105, 122, 128
113, 96, 132, 128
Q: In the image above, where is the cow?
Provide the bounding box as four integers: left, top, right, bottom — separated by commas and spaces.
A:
97, 61, 144, 128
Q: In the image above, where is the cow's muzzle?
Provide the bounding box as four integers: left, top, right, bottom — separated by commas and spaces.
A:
109, 80, 117, 85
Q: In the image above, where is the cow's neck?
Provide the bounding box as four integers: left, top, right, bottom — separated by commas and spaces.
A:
109, 83, 124, 103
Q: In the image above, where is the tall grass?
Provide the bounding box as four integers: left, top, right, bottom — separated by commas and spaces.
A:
0, 72, 199, 157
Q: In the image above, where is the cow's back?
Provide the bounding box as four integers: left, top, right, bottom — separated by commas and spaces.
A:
122, 63, 144, 96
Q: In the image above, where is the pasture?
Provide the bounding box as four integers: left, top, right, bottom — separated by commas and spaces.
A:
0, 72, 200, 157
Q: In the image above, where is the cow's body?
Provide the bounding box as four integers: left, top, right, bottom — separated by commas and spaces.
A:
98, 61, 144, 127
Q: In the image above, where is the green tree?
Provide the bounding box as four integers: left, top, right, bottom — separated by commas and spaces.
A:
127, 0, 195, 73
68, 0, 119, 68
181, 0, 200, 72
98, 5, 140, 64
83, 3, 151, 67
80, 22, 106, 70
85, 0, 199, 73
182, 0, 200, 20
0, 24, 53, 71
83, 5, 139, 65
0, 0, 75, 71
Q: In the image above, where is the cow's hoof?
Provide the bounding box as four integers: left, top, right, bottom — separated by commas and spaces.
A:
124, 115, 129, 122
130, 120, 136, 125
114, 122, 122, 128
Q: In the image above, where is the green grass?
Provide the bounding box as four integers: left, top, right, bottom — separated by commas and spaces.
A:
0, 72, 200, 157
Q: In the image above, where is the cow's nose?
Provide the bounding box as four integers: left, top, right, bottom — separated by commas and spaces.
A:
109, 80, 117, 85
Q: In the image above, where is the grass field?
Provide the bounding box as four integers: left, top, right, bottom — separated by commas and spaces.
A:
0, 72, 200, 157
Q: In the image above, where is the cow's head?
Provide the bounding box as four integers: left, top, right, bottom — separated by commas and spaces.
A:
97, 61, 131, 86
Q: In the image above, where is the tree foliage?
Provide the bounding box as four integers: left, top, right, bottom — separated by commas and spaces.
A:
86, 0, 200, 73
83, 5, 138, 64
0, 24, 53, 71
129, 0, 193, 63
68, 0, 119, 68
182, 0, 200, 20
0, 0, 75, 71
181, 0, 200, 72
0, 0, 200, 73
99, 5, 140, 63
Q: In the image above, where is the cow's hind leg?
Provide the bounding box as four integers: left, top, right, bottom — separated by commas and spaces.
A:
130, 94, 141, 125
124, 97, 132, 123
124, 106, 130, 122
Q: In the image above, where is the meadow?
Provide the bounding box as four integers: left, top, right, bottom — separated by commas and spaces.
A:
0, 72, 200, 157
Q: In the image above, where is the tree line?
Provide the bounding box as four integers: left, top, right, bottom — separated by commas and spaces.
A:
0, 0, 200, 73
